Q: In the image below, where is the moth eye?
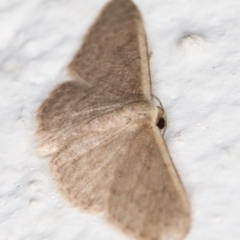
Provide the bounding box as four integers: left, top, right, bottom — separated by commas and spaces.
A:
157, 117, 165, 130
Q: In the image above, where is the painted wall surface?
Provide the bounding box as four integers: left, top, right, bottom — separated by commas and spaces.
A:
0, 0, 239, 239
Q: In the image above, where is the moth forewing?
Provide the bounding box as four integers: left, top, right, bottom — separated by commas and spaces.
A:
106, 123, 190, 240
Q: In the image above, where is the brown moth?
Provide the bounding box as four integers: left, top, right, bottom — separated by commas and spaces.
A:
36, 0, 191, 239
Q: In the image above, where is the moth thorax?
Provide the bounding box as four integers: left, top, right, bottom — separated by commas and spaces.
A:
122, 100, 159, 124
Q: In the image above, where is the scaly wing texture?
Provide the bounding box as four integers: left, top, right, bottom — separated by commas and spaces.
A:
108, 124, 190, 240
49, 124, 135, 212
37, 0, 152, 155
68, 0, 152, 100
37, 81, 127, 156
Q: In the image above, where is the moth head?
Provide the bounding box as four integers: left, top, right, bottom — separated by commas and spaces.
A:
156, 106, 166, 130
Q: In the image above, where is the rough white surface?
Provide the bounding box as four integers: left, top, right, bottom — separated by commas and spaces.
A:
0, 0, 240, 239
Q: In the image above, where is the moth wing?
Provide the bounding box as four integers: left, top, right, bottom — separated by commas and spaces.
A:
49, 125, 133, 212
68, 0, 152, 100
37, 81, 126, 156
108, 123, 190, 240
37, 0, 152, 156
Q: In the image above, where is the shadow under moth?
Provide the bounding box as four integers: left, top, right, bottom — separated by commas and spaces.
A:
36, 0, 191, 239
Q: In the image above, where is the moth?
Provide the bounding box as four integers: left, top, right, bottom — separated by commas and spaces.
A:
36, 0, 191, 239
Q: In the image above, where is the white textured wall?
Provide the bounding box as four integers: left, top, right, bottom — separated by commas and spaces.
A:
0, 0, 240, 239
